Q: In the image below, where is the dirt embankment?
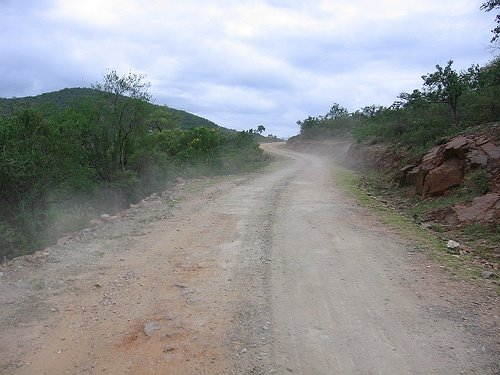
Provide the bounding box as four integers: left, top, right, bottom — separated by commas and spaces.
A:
345, 125, 499, 202
341, 125, 499, 268
0, 142, 498, 374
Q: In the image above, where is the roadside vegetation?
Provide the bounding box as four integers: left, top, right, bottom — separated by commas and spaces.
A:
293, 57, 499, 155
0, 71, 269, 259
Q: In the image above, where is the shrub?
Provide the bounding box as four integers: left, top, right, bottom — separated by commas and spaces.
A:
467, 168, 490, 195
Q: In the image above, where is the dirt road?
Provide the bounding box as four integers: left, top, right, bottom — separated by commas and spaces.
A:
0, 143, 498, 374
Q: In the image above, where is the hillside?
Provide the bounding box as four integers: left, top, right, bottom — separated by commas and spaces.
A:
0, 87, 220, 131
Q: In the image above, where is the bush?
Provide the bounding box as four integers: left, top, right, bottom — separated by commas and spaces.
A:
467, 168, 490, 195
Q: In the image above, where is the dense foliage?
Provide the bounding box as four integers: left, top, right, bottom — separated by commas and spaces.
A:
295, 58, 500, 155
0, 72, 268, 259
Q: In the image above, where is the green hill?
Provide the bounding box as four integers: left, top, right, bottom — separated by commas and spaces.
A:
0, 87, 221, 130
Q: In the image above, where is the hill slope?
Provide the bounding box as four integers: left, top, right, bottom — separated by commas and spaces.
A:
0, 87, 221, 130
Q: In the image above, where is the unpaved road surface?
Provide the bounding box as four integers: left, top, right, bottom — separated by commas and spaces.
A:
0, 142, 498, 374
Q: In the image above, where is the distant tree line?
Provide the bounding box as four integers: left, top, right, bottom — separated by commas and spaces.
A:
295, 57, 500, 154
0, 71, 268, 259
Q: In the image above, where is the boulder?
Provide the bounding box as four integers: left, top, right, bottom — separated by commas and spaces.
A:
398, 129, 499, 197
447, 240, 460, 250
422, 159, 463, 196
443, 135, 473, 159
349, 126, 498, 198
479, 142, 500, 159
421, 145, 444, 168
452, 193, 500, 224
413, 166, 426, 195
466, 149, 489, 168
474, 135, 490, 146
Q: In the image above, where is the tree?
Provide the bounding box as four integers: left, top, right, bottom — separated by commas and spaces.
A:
355, 105, 384, 118
398, 89, 427, 110
0, 109, 85, 210
92, 70, 152, 172
297, 116, 321, 133
325, 103, 349, 120
421, 60, 467, 126
185, 127, 224, 166
481, 1, 500, 43
0, 108, 92, 257
148, 106, 181, 132
246, 125, 266, 135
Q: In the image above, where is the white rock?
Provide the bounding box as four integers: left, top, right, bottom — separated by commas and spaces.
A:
144, 321, 161, 336
447, 240, 460, 249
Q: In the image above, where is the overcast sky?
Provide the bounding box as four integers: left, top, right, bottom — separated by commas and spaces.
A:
0, 0, 496, 137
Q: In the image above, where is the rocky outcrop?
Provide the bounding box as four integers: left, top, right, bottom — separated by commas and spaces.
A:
425, 192, 500, 228
400, 128, 500, 197
422, 159, 464, 196
453, 193, 500, 225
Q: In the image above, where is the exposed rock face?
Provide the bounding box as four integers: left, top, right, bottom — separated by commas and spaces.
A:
452, 193, 500, 225
400, 127, 500, 197
428, 192, 500, 228
422, 159, 464, 196
332, 126, 499, 230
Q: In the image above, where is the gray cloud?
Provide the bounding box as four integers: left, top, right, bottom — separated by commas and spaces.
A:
0, 0, 495, 137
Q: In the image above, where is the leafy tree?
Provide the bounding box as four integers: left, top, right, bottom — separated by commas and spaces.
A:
325, 103, 349, 120
481, 0, 500, 42
0, 108, 91, 257
398, 89, 427, 109
59, 100, 114, 183
477, 57, 500, 87
92, 70, 152, 172
247, 125, 266, 135
184, 127, 224, 166
297, 116, 321, 133
148, 106, 181, 131
421, 60, 468, 126
0, 109, 84, 209
460, 58, 500, 124
297, 103, 353, 138
354, 105, 384, 118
